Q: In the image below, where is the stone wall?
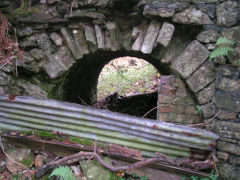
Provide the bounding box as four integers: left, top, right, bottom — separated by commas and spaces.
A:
0, 0, 240, 179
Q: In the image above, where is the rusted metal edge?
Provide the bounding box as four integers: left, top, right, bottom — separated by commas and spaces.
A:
3, 134, 210, 178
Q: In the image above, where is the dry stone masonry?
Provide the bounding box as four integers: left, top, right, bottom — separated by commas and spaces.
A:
0, 0, 240, 179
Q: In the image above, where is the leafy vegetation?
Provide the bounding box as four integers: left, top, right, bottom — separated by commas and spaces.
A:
49, 166, 76, 180
97, 58, 159, 99
181, 173, 218, 180
210, 37, 240, 66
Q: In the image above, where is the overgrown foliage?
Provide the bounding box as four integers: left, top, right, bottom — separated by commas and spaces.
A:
210, 37, 240, 65
49, 166, 76, 180
0, 12, 23, 74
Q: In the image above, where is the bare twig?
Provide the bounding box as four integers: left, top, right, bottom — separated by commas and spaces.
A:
0, 136, 28, 169
189, 114, 217, 127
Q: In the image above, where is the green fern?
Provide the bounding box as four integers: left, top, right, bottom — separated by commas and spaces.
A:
210, 46, 234, 59
210, 37, 235, 60
49, 166, 76, 180
216, 37, 234, 45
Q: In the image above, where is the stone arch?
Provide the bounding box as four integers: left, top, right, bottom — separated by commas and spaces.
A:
1, 0, 240, 178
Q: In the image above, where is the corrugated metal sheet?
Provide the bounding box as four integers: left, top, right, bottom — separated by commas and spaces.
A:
0, 94, 219, 158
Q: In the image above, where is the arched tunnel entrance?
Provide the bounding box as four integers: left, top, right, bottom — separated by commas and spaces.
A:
63, 50, 171, 119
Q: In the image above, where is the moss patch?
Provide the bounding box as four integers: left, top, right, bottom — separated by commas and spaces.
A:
11, 2, 40, 19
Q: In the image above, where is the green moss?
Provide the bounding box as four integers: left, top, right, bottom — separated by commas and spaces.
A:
20, 156, 34, 167
69, 137, 93, 146
11, 2, 40, 19
20, 130, 34, 136
34, 131, 63, 141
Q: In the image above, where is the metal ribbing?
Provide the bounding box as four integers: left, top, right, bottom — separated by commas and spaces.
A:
0, 95, 219, 158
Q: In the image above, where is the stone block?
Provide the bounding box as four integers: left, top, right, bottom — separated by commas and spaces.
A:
141, 20, 161, 54
0, 71, 11, 85
30, 49, 44, 60
61, 28, 83, 59
171, 40, 209, 79
73, 28, 90, 55
218, 163, 240, 180
217, 141, 240, 156
217, 151, 229, 160
184, 106, 197, 115
196, 82, 215, 104
187, 60, 215, 93
0, 86, 4, 94
43, 53, 65, 79
218, 78, 240, 92
173, 7, 213, 25
70, 10, 105, 20
229, 156, 240, 166
220, 137, 237, 144
132, 22, 147, 51
143, 5, 175, 18
19, 35, 37, 48
106, 21, 120, 51
17, 27, 33, 37
215, 91, 240, 112
217, 1, 238, 26
36, 33, 55, 53
53, 46, 74, 71
156, 22, 175, 47
95, 24, 105, 49
196, 29, 218, 43
217, 110, 236, 120
201, 102, 214, 118
50, 32, 63, 46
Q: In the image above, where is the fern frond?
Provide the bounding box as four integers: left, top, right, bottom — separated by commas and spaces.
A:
49, 166, 75, 180
210, 46, 234, 59
216, 37, 235, 46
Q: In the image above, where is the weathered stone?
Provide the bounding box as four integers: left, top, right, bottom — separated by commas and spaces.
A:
80, 157, 112, 180
216, 121, 240, 133
50, 32, 63, 46
216, 1, 238, 26
173, 7, 213, 25
36, 33, 55, 53
220, 137, 237, 144
206, 43, 216, 50
197, 82, 215, 104
218, 78, 240, 92
187, 60, 215, 93
0, 71, 11, 86
229, 156, 240, 166
43, 53, 65, 79
132, 23, 147, 51
30, 49, 44, 60
213, 56, 227, 65
73, 28, 90, 55
201, 102, 214, 118
190, 0, 219, 3
47, 0, 60, 4
156, 22, 175, 47
17, 27, 33, 37
217, 110, 236, 120
217, 141, 240, 156
6, 147, 34, 174
19, 35, 37, 48
17, 81, 48, 99
172, 40, 210, 79
70, 10, 105, 20
158, 36, 190, 64
143, 5, 175, 18
195, 3, 216, 19
18, 53, 44, 73
159, 113, 200, 124
218, 163, 240, 180
132, 26, 140, 40
196, 29, 218, 43
106, 22, 120, 51
217, 151, 229, 160
215, 91, 240, 112
61, 28, 83, 59
79, 0, 110, 8
141, 20, 160, 54
158, 95, 194, 106
217, 65, 240, 77
95, 24, 105, 49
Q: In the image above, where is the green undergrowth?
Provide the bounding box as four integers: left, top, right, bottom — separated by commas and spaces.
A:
11, 2, 40, 19
97, 63, 159, 98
